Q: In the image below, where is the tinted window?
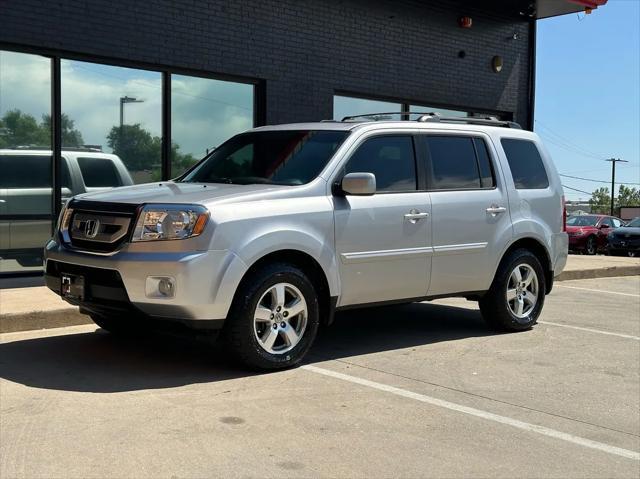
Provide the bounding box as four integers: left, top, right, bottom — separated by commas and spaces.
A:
344, 136, 416, 192
600, 218, 612, 228
501, 139, 549, 189
0, 155, 51, 188
611, 218, 623, 228
182, 130, 349, 185
427, 136, 480, 189
474, 138, 495, 188
78, 157, 121, 187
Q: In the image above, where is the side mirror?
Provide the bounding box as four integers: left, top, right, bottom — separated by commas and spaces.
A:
340, 172, 376, 196
599, 223, 610, 229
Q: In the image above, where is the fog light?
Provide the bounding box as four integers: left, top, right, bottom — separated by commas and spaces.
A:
145, 276, 176, 298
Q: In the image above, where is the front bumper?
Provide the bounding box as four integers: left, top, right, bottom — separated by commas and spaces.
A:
44, 239, 246, 325
568, 234, 588, 249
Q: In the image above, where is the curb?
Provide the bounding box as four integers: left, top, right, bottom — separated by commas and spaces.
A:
2, 268, 638, 334
1, 308, 91, 334
556, 265, 640, 282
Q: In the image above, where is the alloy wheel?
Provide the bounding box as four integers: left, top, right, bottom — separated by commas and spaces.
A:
253, 282, 308, 354
506, 264, 539, 321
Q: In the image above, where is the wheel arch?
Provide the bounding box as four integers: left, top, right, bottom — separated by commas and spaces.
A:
498, 237, 554, 294
235, 249, 336, 326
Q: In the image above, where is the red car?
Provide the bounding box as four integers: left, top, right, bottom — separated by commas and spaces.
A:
567, 215, 625, 255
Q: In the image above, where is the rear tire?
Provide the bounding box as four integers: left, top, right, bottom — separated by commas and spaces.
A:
223, 262, 320, 370
479, 249, 546, 332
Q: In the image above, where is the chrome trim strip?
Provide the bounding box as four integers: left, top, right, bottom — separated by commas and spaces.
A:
341, 246, 433, 264
432, 242, 488, 255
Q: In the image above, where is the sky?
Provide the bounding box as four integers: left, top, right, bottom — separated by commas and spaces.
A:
535, 0, 640, 201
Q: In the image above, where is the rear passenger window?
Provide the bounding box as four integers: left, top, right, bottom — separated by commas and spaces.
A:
501, 139, 549, 189
78, 157, 122, 187
426, 136, 481, 190
345, 136, 417, 192
0, 155, 51, 188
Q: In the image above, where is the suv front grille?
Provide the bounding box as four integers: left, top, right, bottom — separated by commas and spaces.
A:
65, 199, 139, 253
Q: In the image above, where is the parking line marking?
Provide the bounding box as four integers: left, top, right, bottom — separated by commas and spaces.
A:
302, 364, 640, 461
556, 284, 639, 298
540, 321, 640, 340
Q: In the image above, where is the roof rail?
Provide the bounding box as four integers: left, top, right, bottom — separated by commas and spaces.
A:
10, 145, 104, 152
339, 111, 521, 129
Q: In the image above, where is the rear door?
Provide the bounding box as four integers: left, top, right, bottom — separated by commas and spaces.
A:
419, 134, 512, 296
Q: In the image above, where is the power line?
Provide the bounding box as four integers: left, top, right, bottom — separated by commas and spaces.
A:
535, 120, 607, 160
562, 184, 593, 195
559, 173, 640, 186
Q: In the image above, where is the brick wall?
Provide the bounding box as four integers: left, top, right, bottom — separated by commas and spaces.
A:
0, 0, 533, 126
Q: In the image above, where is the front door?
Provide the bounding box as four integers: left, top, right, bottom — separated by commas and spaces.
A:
333, 135, 432, 306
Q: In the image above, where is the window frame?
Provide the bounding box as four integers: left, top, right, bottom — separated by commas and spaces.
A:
334, 133, 426, 194
417, 133, 498, 193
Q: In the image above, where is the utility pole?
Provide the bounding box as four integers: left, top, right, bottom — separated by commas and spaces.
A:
605, 158, 628, 216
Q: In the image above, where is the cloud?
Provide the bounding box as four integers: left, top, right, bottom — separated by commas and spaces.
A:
1, 50, 254, 158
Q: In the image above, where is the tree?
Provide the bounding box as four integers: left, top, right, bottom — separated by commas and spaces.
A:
0, 109, 83, 148
589, 187, 610, 214
106, 123, 197, 179
617, 185, 640, 207
41, 114, 84, 147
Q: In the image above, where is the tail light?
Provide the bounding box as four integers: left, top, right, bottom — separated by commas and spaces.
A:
562, 195, 567, 232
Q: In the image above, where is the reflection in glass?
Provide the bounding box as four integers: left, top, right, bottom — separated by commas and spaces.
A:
0, 50, 52, 273
333, 95, 401, 120
61, 60, 162, 184
171, 75, 254, 177
410, 104, 469, 117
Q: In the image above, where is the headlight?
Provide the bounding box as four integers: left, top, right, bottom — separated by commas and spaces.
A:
132, 204, 209, 242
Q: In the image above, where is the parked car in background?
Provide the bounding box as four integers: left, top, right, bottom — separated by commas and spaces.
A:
0, 148, 133, 267
566, 214, 625, 255
607, 217, 640, 257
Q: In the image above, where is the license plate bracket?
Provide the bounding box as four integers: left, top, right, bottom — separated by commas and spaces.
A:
61, 274, 85, 301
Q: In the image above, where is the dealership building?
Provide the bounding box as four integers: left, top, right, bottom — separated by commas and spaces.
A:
0, 0, 606, 273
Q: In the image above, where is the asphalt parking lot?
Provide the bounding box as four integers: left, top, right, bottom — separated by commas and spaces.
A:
1, 276, 639, 478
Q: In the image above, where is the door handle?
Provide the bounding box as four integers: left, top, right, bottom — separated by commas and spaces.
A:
486, 205, 507, 216
404, 210, 429, 223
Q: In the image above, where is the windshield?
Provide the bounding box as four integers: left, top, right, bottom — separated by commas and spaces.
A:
566, 215, 599, 227
179, 130, 349, 185
626, 217, 640, 227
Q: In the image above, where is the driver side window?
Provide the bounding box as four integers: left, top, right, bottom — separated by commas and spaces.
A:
344, 136, 417, 192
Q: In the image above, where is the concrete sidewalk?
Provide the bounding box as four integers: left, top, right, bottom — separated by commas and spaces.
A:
1, 255, 638, 334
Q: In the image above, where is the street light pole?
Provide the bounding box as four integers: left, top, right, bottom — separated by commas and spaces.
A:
605, 158, 629, 216
119, 96, 144, 130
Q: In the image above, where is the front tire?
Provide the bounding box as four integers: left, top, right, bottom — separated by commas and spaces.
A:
479, 249, 546, 332
585, 236, 597, 255
223, 262, 320, 370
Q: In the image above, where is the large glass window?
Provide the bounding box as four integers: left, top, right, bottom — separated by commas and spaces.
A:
61, 60, 162, 184
171, 75, 254, 177
410, 104, 469, 118
333, 95, 402, 121
181, 130, 348, 185
501, 139, 549, 189
344, 136, 417, 192
0, 51, 52, 273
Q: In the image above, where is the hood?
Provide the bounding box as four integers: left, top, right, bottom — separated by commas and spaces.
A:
566, 224, 596, 233
611, 226, 640, 236
75, 181, 293, 206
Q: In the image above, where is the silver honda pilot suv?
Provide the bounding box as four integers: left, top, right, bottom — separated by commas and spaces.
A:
45, 114, 569, 370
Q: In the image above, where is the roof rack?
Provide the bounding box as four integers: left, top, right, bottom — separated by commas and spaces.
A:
339, 111, 521, 129
11, 145, 104, 152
